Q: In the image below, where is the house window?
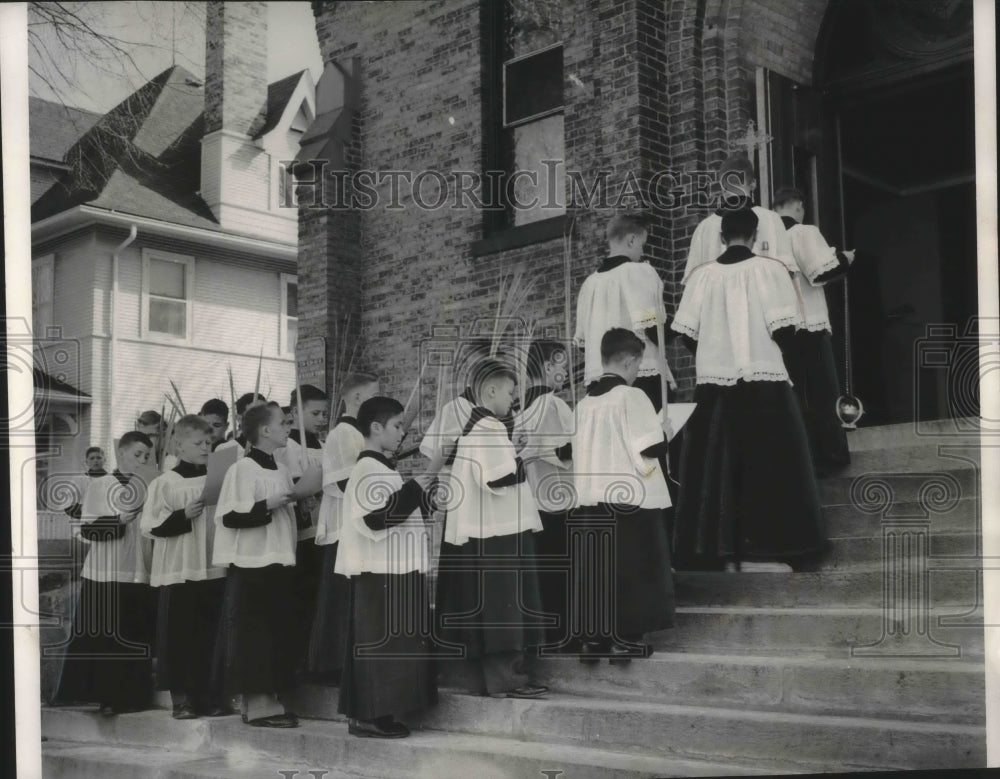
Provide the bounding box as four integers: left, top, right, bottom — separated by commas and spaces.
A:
280, 273, 298, 355
504, 44, 565, 226
485, 2, 565, 232
278, 162, 297, 209
32, 254, 54, 335
142, 250, 194, 342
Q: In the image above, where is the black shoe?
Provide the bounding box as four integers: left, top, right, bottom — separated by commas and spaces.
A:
537, 638, 580, 657
199, 704, 234, 718
506, 684, 549, 699
348, 717, 410, 738
246, 712, 299, 728
172, 703, 198, 720
577, 641, 604, 665
608, 641, 654, 665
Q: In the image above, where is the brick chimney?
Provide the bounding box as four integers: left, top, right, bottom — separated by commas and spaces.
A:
204, 1, 267, 136
200, 0, 270, 232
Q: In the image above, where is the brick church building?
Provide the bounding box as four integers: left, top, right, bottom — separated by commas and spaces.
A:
294, 0, 975, 428
36, 3, 988, 773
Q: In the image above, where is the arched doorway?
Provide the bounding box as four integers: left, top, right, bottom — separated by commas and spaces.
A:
765, 0, 977, 426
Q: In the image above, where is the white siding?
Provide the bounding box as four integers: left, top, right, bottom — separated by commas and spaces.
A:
194, 259, 284, 355
110, 342, 295, 448
201, 131, 297, 244
98, 237, 294, 453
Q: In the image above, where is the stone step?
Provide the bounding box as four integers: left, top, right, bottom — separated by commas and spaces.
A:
819, 530, 982, 569
651, 606, 984, 658
821, 497, 978, 539
40, 709, 777, 779
409, 694, 984, 771
837, 444, 980, 477
846, 418, 979, 451
674, 569, 981, 608
819, 464, 978, 507
292, 650, 983, 725
528, 653, 985, 724
282, 686, 983, 772
42, 739, 364, 779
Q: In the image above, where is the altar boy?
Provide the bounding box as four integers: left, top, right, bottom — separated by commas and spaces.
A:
514, 339, 575, 650
436, 360, 548, 697
214, 402, 298, 727
683, 154, 795, 284
337, 396, 445, 738
572, 329, 675, 663
278, 383, 329, 672
575, 212, 676, 410
773, 186, 854, 476
309, 372, 379, 681
53, 432, 155, 713
671, 209, 824, 572
141, 414, 228, 718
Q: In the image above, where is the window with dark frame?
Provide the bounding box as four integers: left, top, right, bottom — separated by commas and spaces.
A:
483, 0, 565, 235
281, 274, 298, 355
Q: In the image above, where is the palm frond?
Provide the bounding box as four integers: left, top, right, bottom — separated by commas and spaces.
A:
253, 346, 263, 402
563, 215, 577, 403
160, 407, 179, 472
294, 366, 309, 474
329, 313, 361, 421
399, 356, 429, 431
164, 391, 183, 420
167, 379, 187, 416
490, 267, 536, 358
516, 317, 538, 413
155, 402, 167, 465
227, 365, 238, 438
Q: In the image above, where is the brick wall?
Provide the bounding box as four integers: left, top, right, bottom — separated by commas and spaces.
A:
660, 0, 828, 394
302, 1, 679, 416
204, 1, 268, 137
302, 0, 831, 405
740, 0, 829, 85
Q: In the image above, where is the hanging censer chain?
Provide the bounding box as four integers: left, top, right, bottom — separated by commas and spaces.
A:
837, 273, 864, 428
834, 112, 863, 429
844, 276, 852, 397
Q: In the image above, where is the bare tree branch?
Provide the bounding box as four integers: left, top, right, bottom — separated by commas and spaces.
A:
27, 1, 206, 195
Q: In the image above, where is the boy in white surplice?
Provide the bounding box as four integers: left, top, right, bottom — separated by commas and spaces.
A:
672, 208, 824, 572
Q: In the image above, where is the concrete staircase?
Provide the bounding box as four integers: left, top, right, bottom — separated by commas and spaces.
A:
41, 420, 987, 777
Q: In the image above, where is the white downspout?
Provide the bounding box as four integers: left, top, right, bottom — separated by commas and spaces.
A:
108, 225, 138, 449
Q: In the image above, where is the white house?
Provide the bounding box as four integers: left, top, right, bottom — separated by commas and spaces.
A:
30, 1, 313, 541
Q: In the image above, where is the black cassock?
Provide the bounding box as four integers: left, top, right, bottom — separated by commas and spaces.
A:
672, 247, 825, 568
338, 453, 437, 721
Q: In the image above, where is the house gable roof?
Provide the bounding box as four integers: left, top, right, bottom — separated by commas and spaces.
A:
34, 368, 91, 398
253, 69, 309, 139
28, 98, 102, 164
30, 66, 308, 233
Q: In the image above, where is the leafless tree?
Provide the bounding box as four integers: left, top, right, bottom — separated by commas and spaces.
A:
27, 1, 205, 194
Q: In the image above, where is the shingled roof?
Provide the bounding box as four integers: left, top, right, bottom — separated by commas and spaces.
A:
33, 368, 91, 399
253, 69, 307, 139
30, 65, 307, 231
28, 98, 102, 163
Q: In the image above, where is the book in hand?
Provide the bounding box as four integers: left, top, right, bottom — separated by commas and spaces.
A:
292, 463, 323, 500
201, 445, 240, 506
659, 403, 696, 439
